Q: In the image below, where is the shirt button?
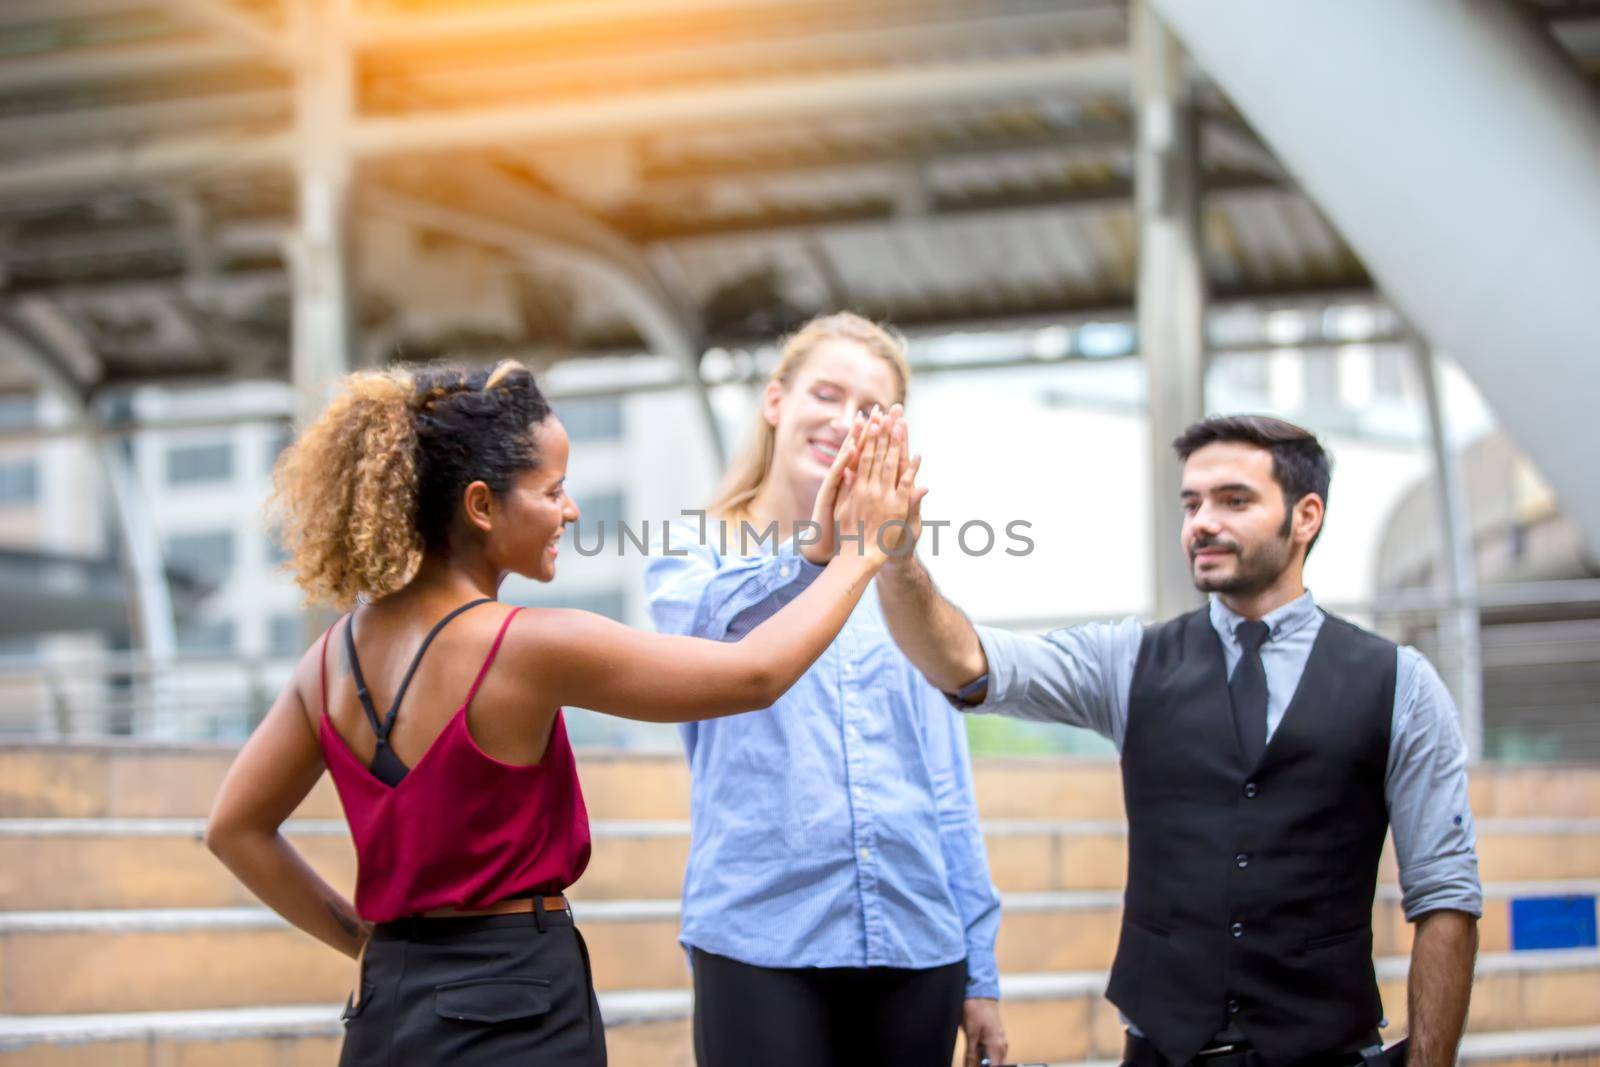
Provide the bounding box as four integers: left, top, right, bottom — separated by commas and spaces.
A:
843, 663, 853, 678
1235, 853, 1250, 869
1243, 782, 1259, 798
1231, 922, 1244, 938
1228, 999, 1241, 1015
858, 847, 871, 862
779, 564, 791, 578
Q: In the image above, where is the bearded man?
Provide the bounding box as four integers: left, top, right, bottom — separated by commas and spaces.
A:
877, 414, 1480, 1067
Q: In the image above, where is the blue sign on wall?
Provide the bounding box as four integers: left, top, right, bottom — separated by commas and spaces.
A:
1509, 895, 1598, 951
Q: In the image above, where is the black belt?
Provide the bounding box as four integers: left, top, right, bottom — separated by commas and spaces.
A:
1122, 1033, 1404, 1067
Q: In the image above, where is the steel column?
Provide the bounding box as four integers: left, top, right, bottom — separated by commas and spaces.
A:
1133, 0, 1206, 619
1413, 339, 1485, 763
286, 0, 355, 429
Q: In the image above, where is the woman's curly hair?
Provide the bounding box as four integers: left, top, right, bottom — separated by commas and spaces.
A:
268, 360, 552, 609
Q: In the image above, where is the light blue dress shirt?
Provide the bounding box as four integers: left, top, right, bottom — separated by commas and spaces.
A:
644, 523, 1002, 998
971, 590, 1483, 921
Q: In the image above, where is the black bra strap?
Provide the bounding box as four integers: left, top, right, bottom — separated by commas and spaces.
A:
342, 597, 496, 743
342, 614, 385, 741
379, 597, 494, 736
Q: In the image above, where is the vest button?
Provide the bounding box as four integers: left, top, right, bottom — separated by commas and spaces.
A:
1243, 782, 1259, 798
1231, 921, 1244, 938
1235, 852, 1250, 868
1228, 999, 1241, 1015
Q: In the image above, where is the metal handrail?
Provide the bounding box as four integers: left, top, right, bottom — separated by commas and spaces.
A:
1, 581, 1595, 757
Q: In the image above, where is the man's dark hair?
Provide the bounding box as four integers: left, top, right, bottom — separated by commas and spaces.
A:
1172, 414, 1332, 554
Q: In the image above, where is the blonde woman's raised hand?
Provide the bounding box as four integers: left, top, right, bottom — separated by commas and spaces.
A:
833, 410, 917, 564
800, 411, 871, 565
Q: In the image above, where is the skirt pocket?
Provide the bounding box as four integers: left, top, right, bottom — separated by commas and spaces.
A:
434, 976, 554, 1026
342, 939, 373, 1023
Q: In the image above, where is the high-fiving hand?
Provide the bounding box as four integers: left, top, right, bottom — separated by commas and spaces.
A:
800, 410, 871, 565
881, 406, 929, 562
804, 405, 924, 566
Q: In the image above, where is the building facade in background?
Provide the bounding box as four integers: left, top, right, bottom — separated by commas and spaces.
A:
5, 330, 1585, 757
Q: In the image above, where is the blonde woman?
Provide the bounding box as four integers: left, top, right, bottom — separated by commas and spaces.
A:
645, 314, 1007, 1067
205, 359, 915, 1066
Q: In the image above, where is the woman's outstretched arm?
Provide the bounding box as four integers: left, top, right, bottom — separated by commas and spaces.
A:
521, 550, 880, 723
525, 415, 915, 723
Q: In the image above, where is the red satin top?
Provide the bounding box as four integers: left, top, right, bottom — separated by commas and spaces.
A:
317, 606, 592, 922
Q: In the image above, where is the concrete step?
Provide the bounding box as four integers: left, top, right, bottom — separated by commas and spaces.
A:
0, 959, 1595, 1067
1043, 1028, 1600, 1067
3, 887, 1594, 1015
1458, 1025, 1600, 1067
5, 815, 1599, 911
0, 819, 354, 912
0, 744, 696, 822
6, 741, 1600, 821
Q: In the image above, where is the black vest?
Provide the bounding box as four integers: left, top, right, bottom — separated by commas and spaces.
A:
1106, 607, 1397, 1066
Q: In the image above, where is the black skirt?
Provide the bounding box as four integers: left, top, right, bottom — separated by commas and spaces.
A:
339, 907, 608, 1066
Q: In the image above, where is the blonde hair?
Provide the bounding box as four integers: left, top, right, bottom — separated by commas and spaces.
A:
268, 359, 546, 610
708, 312, 910, 524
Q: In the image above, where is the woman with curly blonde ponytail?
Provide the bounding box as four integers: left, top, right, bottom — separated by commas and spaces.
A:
207, 356, 923, 1065
269, 369, 424, 608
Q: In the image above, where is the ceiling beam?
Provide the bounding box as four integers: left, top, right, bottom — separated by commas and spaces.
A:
0, 130, 292, 201
613, 171, 1282, 244
635, 120, 1136, 187
0, 175, 1294, 296
362, 7, 1115, 107
0, 220, 283, 264
350, 48, 1131, 157
691, 281, 1381, 351
3, 266, 287, 301
1, 179, 1313, 297
0, 37, 259, 93
171, 1, 292, 64
0, 47, 1128, 200
0, 284, 1384, 414
0, 0, 158, 26
350, 0, 961, 46
0, 91, 286, 147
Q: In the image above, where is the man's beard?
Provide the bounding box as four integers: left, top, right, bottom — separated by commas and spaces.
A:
1189, 532, 1294, 595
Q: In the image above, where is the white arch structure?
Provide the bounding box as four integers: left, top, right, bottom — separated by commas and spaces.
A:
1151, 0, 1600, 561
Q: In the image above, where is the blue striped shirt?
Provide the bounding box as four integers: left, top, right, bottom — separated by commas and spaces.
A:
644, 524, 1002, 998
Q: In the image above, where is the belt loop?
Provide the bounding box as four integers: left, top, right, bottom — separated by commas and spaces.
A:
533, 894, 548, 933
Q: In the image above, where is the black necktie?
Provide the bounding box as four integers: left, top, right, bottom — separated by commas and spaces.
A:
1230, 620, 1271, 767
